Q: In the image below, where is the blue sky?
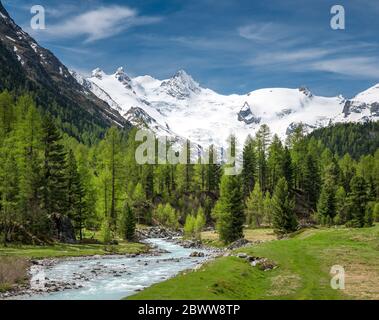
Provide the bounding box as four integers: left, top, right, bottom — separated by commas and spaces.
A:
3, 0, 379, 97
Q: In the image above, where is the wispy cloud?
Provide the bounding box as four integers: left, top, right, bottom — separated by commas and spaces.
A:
248, 48, 333, 66
309, 57, 379, 78
38, 5, 162, 42
238, 22, 293, 43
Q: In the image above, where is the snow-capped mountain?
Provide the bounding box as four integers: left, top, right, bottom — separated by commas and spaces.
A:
72, 66, 379, 149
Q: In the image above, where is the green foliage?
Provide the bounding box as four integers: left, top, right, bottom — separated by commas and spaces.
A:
153, 203, 179, 230
213, 174, 244, 244
0, 90, 377, 246
245, 182, 264, 228
347, 176, 370, 228
121, 203, 136, 241
241, 136, 256, 198
373, 202, 379, 222
184, 215, 196, 238
272, 178, 298, 234
308, 121, 379, 159
317, 164, 337, 226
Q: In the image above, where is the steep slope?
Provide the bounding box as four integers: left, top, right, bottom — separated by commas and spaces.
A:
77, 66, 378, 149
0, 2, 128, 143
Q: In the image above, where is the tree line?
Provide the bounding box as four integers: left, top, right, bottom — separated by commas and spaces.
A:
0, 91, 378, 245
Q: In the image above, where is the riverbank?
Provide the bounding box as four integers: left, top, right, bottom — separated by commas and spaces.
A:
1, 238, 215, 300
129, 224, 379, 300
0, 241, 149, 298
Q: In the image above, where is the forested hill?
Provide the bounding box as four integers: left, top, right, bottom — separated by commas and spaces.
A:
0, 2, 129, 144
307, 121, 379, 159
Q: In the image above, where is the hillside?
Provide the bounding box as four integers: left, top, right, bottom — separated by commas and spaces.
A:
129, 225, 379, 300
0, 2, 128, 143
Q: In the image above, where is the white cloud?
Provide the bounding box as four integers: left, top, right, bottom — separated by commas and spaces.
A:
309, 57, 379, 78
41, 6, 161, 42
238, 22, 292, 42
249, 48, 333, 66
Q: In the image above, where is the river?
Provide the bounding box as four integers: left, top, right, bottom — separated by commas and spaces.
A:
22, 238, 211, 300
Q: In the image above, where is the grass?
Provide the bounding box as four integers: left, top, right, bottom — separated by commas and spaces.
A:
202, 228, 276, 247
0, 239, 149, 294
129, 224, 379, 300
0, 241, 149, 259
0, 257, 30, 293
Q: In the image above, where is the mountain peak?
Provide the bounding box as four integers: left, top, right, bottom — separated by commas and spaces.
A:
114, 66, 131, 84
160, 69, 200, 99
172, 69, 197, 84
92, 68, 105, 79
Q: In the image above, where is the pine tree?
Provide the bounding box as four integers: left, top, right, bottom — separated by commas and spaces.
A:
14, 96, 45, 238
0, 90, 14, 137
41, 115, 67, 216
267, 134, 284, 193
213, 174, 244, 244
0, 151, 20, 244
255, 125, 271, 191
65, 150, 86, 240
339, 153, 356, 193
99, 127, 123, 234
241, 136, 256, 198
317, 164, 337, 225
245, 181, 264, 227
334, 186, 347, 225
206, 145, 221, 193
282, 147, 294, 191
122, 203, 136, 241
303, 152, 321, 211
348, 176, 369, 228
272, 178, 298, 234
287, 124, 307, 189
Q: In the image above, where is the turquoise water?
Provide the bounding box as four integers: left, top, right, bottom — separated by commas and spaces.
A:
26, 239, 210, 300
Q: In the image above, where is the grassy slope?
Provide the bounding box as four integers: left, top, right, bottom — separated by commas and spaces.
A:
129, 225, 379, 300
0, 242, 148, 259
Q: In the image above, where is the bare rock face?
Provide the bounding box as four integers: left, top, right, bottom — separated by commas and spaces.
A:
237, 102, 261, 125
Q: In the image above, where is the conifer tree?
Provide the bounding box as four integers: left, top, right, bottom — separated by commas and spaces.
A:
241, 136, 256, 198
303, 152, 321, 210
206, 145, 221, 193
272, 178, 298, 234
122, 203, 136, 241
213, 174, 244, 243
65, 150, 86, 240
41, 115, 67, 216
282, 146, 294, 191
245, 181, 264, 227
255, 125, 271, 191
334, 186, 347, 225
317, 164, 337, 225
348, 176, 369, 227
267, 134, 284, 193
